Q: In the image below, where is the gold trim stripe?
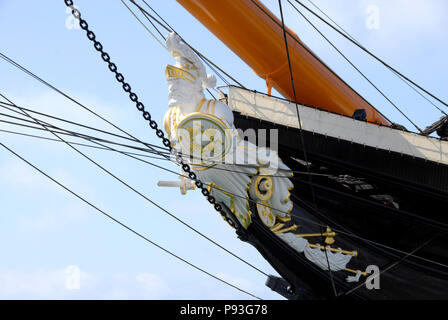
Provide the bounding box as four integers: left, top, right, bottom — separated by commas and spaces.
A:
165, 64, 197, 83
195, 98, 206, 112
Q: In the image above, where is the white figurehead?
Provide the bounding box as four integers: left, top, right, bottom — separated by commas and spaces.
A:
165, 33, 214, 111
163, 32, 294, 229
164, 33, 234, 140
160, 32, 366, 282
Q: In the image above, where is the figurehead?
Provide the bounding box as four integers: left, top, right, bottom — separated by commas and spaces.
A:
165, 33, 216, 113
165, 33, 216, 89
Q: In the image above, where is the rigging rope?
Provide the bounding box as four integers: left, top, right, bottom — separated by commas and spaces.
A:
0, 31, 307, 179
341, 235, 437, 296
248, 0, 421, 133
136, 0, 229, 85
0, 1, 444, 296
293, 0, 448, 111
2, 97, 447, 233
0, 141, 262, 300
0, 51, 172, 162
3, 92, 447, 233
120, 0, 166, 49
303, 0, 447, 118
3, 98, 447, 273
121, 0, 221, 100
130, 0, 245, 88
287, 0, 423, 133
289, 191, 448, 269
63, 0, 261, 235
0, 128, 168, 161
0, 111, 167, 157
5, 1, 280, 283
0, 92, 269, 278
278, 0, 337, 297
0, 101, 168, 152
0, 98, 331, 178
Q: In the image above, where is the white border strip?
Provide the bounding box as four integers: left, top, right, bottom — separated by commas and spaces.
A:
227, 87, 448, 166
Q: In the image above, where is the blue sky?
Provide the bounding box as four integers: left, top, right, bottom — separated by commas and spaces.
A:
0, 0, 446, 299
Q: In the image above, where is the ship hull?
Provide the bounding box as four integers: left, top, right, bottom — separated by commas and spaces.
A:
234, 111, 448, 299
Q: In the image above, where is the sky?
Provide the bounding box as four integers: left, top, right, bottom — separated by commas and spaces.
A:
0, 0, 446, 299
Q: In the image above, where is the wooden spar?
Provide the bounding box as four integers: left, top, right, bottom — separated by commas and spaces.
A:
176, 0, 391, 125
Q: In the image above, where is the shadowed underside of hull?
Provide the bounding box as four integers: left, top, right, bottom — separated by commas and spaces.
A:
244, 202, 448, 299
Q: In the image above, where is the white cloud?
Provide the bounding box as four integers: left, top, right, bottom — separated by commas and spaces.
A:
287, 0, 447, 49
323, 0, 447, 45
136, 273, 171, 298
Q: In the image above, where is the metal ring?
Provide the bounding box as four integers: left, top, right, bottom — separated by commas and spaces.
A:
129, 92, 137, 102
136, 102, 144, 111
195, 181, 203, 188
143, 111, 151, 120
87, 31, 96, 41
227, 218, 235, 227
94, 41, 103, 52
101, 52, 110, 62
162, 138, 171, 147
122, 83, 131, 93
188, 172, 196, 180
207, 196, 215, 204
79, 19, 88, 30
156, 129, 164, 138
72, 9, 81, 19
108, 62, 117, 72
115, 73, 124, 82
254, 176, 274, 201
149, 120, 157, 129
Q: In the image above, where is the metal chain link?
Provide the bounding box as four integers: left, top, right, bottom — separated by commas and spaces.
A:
64, 0, 237, 229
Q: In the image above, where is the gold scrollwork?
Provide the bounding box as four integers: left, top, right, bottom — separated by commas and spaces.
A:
207, 182, 252, 229
256, 201, 276, 228
254, 175, 274, 201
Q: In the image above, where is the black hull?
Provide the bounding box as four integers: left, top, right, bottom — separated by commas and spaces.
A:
233, 112, 448, 299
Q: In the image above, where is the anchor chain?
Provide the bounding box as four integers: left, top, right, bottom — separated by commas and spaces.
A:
63, 0, 238, 229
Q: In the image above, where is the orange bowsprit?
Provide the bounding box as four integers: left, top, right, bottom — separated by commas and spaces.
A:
177, 0, 390, 125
